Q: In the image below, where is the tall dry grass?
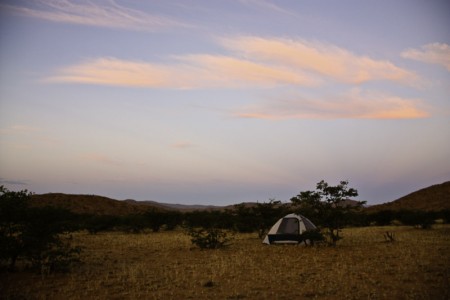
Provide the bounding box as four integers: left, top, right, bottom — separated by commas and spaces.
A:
2, 225, 449, 299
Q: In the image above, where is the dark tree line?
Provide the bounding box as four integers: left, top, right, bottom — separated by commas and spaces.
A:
364, 209, 448, 228
78, 200, 289, 236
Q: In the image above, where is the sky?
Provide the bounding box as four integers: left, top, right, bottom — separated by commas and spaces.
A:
1, 0, 449, 205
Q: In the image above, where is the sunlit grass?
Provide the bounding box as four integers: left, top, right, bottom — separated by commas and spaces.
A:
2, 225, 449, 299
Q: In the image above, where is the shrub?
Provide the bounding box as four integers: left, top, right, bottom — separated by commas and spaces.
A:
300, 229, 325, 246
187, 227, 233, 249
27, 235, 81, 274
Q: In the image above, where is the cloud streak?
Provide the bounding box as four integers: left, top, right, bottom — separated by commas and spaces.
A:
401, 43, 450, 71
3, 0, 187, 31
0, 125, 41, 135
221, 36, 418, 85
239, 0, 297, 17
0, 178, 29, 186
47, 56, 319, 89
235, 88, 429, 120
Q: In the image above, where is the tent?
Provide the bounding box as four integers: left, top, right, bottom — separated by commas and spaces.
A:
263, 213, 317, 245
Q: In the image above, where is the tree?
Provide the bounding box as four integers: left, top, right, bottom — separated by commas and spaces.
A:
0, 186, 80, 272
232, 200, 288, 238
0, 186, 32, 270
290, 180, 365, 246
253, 200, 288, 238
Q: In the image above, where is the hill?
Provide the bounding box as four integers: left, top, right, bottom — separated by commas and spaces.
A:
29, 181, 450, 216
366, 181, 450, 213
125, 199, 224, 211
30, 193, 164, 216
30, 193, 226, 215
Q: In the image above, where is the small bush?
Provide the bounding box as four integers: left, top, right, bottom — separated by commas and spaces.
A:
187, 227, 233, 249
383, 231, 395, 243
300, 229, 325, 246
28, 236, 81, 274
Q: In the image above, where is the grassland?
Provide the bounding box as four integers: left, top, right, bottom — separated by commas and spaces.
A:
2, 225, 449, 299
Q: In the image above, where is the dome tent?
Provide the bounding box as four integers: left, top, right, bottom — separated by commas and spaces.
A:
263, 213, 317, 245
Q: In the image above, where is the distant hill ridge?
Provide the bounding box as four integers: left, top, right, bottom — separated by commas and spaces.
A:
123, 199, 223, 211
30, 181, 450, 216
30, 193, 224, 215
366, 181, 450, 212
30, 193, 160, 216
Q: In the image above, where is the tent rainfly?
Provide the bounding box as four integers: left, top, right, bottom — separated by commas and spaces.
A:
263, 213, 317, 245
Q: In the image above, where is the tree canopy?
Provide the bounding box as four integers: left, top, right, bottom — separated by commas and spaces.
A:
291, 180, 365, 245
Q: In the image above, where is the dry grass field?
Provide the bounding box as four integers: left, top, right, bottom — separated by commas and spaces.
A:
2, 225, 449, 299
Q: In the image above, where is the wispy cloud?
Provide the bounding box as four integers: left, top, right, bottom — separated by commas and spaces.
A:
3, 0, 187, 31
235, 88, 429, 120
401, 43, 450, 71
0, 178, 29, 186
47, 55, 319, 88
47, 57, 187, 88
239, 0, 297, 17
178, 54, 318, 87
221, 36, 418, 85
0, 125, 41, 135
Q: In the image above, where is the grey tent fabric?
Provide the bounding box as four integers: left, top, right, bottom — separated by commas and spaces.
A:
263, 213, 316, 244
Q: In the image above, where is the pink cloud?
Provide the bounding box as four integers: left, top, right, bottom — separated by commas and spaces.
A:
401, 43, 450, 71
221, 36, 418, 85
235, 88, 429, 120
47, 55, 318, 89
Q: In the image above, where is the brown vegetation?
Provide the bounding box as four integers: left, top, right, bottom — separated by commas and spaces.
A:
2, 226, 449, 299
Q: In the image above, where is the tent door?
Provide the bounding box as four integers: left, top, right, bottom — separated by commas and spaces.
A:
276, 218, 300, 235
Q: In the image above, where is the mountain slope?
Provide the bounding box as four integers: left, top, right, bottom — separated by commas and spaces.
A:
30, 193, 163, 216
366, 181, 450, 212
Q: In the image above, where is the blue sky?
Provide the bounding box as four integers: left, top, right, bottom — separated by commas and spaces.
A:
1, 0, 449, 205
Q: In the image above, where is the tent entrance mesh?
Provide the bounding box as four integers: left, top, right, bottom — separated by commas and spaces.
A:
276, 218, 299, 234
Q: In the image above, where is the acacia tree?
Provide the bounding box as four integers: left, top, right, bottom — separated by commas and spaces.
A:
290, 180, 365, 246
0, 186, 80, 272
0, 186, 31, 269
232, 200, 286, 238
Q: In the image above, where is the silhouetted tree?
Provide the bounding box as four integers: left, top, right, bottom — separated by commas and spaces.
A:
163, 211, 183, 231
253, 200, 288, 238
144, 209, 167, 232
0, 186, 32, 270
82, 214, 120, 234
0, 186, 80, 272
291, 180, 365, 246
